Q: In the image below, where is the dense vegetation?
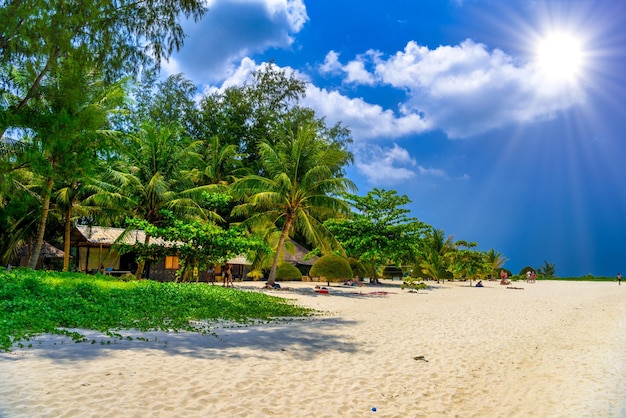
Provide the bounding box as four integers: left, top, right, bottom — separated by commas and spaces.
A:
2, 1, 554, 297
0, 268, 312, 352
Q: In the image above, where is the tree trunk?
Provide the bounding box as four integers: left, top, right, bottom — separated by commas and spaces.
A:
134, 234, 151, 279
28, 176, 54, 269
62, 205, 72, 271
267, 216, 294, 285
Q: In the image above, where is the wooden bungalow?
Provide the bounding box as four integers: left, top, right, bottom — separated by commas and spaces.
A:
280, 239, 318, 275
71, 225, 251, 281
15, 241, 67, 270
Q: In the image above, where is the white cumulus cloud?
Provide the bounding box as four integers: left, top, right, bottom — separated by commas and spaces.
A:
323, 39, 586, 138
354, 143, 447, 186
165, 0, 308, 82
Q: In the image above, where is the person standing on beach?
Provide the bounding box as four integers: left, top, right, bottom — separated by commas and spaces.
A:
207, 264, 215, 285
223, 263, 233, 287
618, 272, 621, 286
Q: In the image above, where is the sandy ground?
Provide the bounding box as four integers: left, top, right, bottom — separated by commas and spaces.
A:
1, 279, 625, 418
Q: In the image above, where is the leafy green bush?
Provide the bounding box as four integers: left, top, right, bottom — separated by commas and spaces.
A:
275, 263, 302, 280
0, 268, 312, 351
401, 278, 428, 291
348, 257, 367, 278
310, 254, 353, 285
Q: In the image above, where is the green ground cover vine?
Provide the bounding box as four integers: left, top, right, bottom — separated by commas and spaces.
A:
0, 268, 312, 351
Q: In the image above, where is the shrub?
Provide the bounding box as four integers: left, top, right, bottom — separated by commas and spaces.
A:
310, 254, 353, 285
347, 258, 367, 278
275, 263, 302, 280
402, 278, 428, 291
519, 266, 534, 276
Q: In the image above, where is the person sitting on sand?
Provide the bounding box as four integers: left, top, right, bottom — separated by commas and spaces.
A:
475, 280, 484, 287
343, 276, 363, 287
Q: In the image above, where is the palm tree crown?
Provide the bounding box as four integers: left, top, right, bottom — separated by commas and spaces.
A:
231, 122, 355, 284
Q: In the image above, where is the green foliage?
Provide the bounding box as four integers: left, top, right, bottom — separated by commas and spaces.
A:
120, 213, 267, 280
519, 266, 535, 276
274, 263, 302, 280
310, 254, 353, 284
0, 268, 312, 352
231, 118, 355, 284
326, 188, 429, 273
401, 277, 428, 291
347, 257, 367, 278
445, 241, 489, 283
1, 0, 206, 130
484, 249, 509, 279
537, 260, 557, 277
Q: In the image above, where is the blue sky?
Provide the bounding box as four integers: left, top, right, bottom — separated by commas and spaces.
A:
163, 0, 626, 277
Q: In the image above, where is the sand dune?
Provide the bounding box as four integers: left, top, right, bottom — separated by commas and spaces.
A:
1, 280, 625, 417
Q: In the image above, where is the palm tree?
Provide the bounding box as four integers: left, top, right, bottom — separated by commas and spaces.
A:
537, 260, 556, 278
89, 122, 208, 278
54, 178, 100, 271
419, 228, 455, 282
190, 135, 248, 187
484, 248, 509, 280
231, 122, 355, 285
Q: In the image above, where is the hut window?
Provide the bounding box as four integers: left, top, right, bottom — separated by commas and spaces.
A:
165, 256, 179, 269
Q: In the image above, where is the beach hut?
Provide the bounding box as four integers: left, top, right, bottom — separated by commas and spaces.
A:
71, 225, 253, 281
281, 239, 318, 275
71, 225, 180, 280
14, 241, 67, 270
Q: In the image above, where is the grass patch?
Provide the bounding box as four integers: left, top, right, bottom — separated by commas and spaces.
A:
0, 268, 313, 351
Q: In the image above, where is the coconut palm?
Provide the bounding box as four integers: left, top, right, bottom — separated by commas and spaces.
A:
537, 260, 556, 278
484, 248, 509, 280
54, 178, 100, 271
190, 135, 248, 187
231, 122, 355, 285
419, 228, 455, 282
89, 122, 208, 278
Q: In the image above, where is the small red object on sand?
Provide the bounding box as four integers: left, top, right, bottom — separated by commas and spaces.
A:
315, 288, 329, 294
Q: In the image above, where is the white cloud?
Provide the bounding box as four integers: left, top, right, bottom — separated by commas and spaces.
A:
320, 51, 375, 85
165, 0, 308, 82
324, 39, 586, 138
320, 51, 342, 74
354, 143, 447, 185
303, 85, 430, 140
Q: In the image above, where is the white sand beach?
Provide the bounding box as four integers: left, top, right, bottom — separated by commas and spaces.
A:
1, 280, 625, 417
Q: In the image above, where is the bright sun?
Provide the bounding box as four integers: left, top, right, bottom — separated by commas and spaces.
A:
535, 32, 584, 79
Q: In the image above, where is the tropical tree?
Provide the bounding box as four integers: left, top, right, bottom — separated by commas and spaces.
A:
484, 248, 509, 281
190, 135, 248, 188
445, 241, 488, 286
11, 65, 126, 268
325, 188, 429, 281
310, 254, 353, 286
419, 228, 455, 282
88, 122, 207, 278
231, 121, 355, 285
197, 63, 352, 177
537, 260, 556, 278
1, 0, 206, 138
121, 214, 266, 282
54, 178, 102, 271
